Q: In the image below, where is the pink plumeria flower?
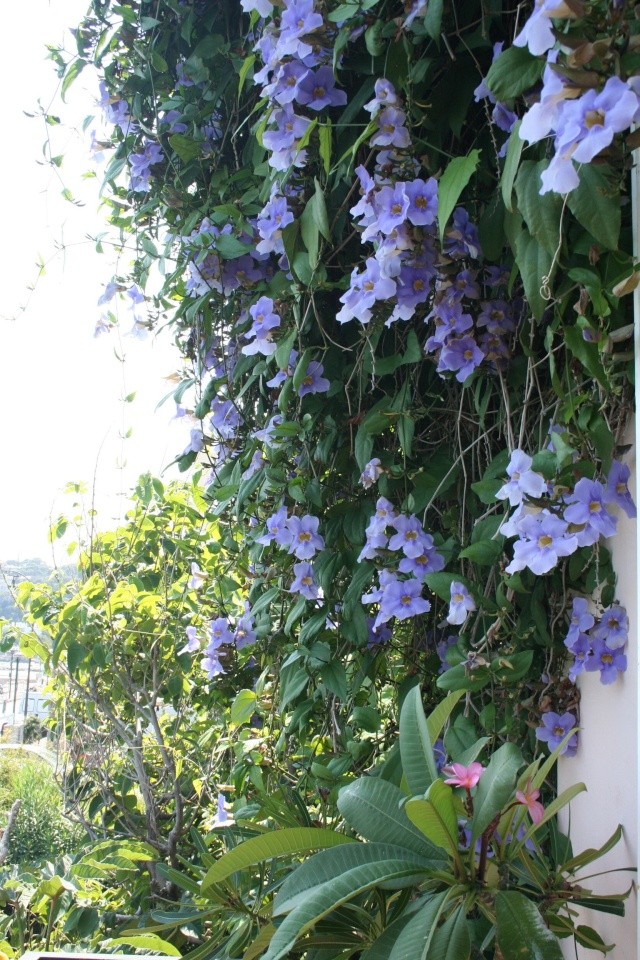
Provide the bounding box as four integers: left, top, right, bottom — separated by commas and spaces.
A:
515, 782, 545, 825
442, 762, 485, 789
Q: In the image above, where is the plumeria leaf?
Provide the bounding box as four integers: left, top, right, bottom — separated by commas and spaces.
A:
427, 904, 471, 960
495, 891, 563, 960
426, 689, 464, 743
561, 824, 623, 874
400, 685, 438, 793
471, 742, 522, 846
201, 828, 354, 894
405, 782, 459, 856
337, 777, 442, 861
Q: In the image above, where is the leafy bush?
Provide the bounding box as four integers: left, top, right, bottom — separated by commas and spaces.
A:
0, 757, 82, 865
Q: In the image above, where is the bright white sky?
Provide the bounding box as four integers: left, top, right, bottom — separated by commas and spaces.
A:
0, 0, 184, 562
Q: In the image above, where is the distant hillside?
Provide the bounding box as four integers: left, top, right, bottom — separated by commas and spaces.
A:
0, 559, 76, 622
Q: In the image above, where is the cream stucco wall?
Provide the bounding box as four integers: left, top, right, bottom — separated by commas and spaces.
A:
557, 445, 638, 959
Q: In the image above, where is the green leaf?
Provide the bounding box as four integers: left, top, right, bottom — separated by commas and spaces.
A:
216, 233, 250, 260
424, 0, 444, 39
567, 164, 620, 250
459, 539, 503, 565
61, 58, 86, 101
574, 925, 614, 954
438, 150, 481, 243
386, 893, 448, 960
471, 742, 523, 846
301, 179, 330, 267
337, 777, 442, 861
485, 46, 544, 100
109, 935, 182, 957
201, 828, 354, 893
427, 904, 471, 960
264, 859, 430, 960
501, 121, 524, 212
564, 324, 608, 388
275, 842, 433, 916
437, 663, 491, 693
400, 685, 438, 794
515, 161, 563, 255
250, 585, 280, 617
514, 229, 553, 322
495, 891, 563, 960
319, 121, 332, 176
561, 823, 623, 874
405, 781, 458, 855
365, 21, 385, 56
67, 641, 88, 674
398, 415, 414, 457
320, 661, 348, 701
169, 133, 202, 163
230, 689, 256, 726
426, 689, 464, 743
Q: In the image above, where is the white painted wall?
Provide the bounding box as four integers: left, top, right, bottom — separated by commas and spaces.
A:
558, 444, 637, 958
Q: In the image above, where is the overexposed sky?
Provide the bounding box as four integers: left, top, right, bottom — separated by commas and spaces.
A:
0, 0, 183, 562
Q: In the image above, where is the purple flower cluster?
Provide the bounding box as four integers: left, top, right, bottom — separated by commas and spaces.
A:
502, 457, 634, 576
185, 608, 257, 679
518, 52, 640, 194
256, 506, 325, 600
337, 81, 518, 379
258, 506, 325, 556
535, 710, 578, 757
184, 219, 269, 299
129, 139, 164, 193
97, 81, 137, 135
564, 597, 628, 685
358, 497, 443, 629
251, 0, 347, 170
242, 297, 281, 356
95, 281, 148, 338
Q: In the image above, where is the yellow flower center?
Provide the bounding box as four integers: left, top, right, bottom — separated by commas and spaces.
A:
539, 535, 553, 548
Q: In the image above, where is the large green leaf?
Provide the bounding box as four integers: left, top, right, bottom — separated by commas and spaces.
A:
109, 935, 182, 957
438, 150, 481, 243
561, 824, 623, 874
201, 828, 354, 893
567, 164, 620, 250
263, 860, 434, 960
495, 891, 563, 960
471, 742, 522, 846
515, 161, 563, 255
337, 777, 442, 861
485, 46, 544, 100
426, 689, 464, 743
427, 904, 471, 960
501, 121, 524, 212
388, 892, 449, 960
405, 784, 459, 856
514, 228, 553, 322
400, 684, 438, 793
360, 900, 425, 960
274, 842, 433, 915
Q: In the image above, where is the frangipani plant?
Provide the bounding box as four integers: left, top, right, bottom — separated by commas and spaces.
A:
198, 687, 630, 960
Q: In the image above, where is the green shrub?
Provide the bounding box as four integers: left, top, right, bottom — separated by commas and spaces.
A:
0, 755, 83, 864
